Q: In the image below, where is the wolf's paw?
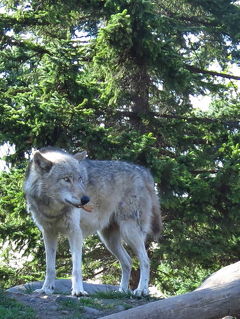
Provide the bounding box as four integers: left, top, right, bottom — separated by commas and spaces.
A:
133, 288, 149, 297
33, 286, 54, 295
71, 288, 88, 297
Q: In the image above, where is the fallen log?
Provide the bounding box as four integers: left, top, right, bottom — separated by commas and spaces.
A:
100, 261, 240, 319
197, 261, 240, 290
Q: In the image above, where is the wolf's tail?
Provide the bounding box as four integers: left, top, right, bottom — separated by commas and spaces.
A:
151, 190, 163, 241
145, 177, 163, 240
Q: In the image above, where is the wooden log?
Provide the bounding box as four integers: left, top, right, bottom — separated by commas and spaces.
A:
197, 261, 240, 290
99, 262, 240, 319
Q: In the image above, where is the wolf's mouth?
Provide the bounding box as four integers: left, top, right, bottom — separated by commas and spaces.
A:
65, 196, 90, 208
65, 199, 82, 208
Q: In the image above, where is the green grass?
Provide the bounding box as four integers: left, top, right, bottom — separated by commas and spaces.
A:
92, 290, 158, 301
24, 284, 36, 294
92, 290, 133, 299
0, 290, 37, 319
56, 298, 84, 315
57, 296, 112, 311
80, 297, 112, 310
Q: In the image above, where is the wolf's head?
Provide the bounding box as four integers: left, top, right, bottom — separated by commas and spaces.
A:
25, 148, 89, 210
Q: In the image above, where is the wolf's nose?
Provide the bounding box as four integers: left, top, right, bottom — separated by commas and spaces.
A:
81, 195, 90, 205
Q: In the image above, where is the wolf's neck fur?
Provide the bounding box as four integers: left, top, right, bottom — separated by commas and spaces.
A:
30, 195, 70, 221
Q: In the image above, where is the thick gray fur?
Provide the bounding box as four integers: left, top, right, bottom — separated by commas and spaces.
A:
24, 147, 162, 296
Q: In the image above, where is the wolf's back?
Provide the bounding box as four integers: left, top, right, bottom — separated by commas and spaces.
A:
81, 158, 162, 239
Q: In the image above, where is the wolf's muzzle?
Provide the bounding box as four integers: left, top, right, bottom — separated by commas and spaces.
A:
65, 196, 90, 209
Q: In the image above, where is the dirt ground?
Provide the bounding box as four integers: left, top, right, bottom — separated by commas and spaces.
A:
7, 290, 160, 319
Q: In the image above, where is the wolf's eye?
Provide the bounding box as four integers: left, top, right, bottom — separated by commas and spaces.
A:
63, 177, 71, 183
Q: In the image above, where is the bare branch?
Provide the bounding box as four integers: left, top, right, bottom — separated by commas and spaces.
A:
185, 64, 240, 81
115, 111, 240, 126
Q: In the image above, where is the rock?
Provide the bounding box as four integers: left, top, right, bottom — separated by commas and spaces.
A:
115, 305, 126, 312
7, 279, 118, 295
47, 304, 58, 311
83, 306, 102, 315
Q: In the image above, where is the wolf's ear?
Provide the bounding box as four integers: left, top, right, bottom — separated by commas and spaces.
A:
33, 151, 53, 172
74, 151, 87, 161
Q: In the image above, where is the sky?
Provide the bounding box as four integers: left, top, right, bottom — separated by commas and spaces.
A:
191, 62, 240, 111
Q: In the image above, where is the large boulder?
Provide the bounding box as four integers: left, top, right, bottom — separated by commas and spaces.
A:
7, 279, 118, 295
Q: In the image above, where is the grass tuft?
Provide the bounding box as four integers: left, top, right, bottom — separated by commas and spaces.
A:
92, 290, 133, 299
0, 290, 37, 319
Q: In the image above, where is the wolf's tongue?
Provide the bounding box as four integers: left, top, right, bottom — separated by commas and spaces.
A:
80, 204, 93, 212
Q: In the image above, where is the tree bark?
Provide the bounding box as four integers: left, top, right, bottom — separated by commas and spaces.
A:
99, 262, 240, 319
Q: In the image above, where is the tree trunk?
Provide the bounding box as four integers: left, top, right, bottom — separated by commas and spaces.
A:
99, 262, 240, 319
128, 62, 150, 132
131, 64, 150, 114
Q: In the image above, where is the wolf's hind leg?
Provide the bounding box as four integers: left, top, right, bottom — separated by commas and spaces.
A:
98, 222, 132, 293
34, 230, 58, 295
120, 221, 150, 297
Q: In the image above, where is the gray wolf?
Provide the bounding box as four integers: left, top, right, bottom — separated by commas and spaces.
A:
24, 147, 162, 296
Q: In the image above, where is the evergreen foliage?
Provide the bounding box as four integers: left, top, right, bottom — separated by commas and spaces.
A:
0, 0, 240, 295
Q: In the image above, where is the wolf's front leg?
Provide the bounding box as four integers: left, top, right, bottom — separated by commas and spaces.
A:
68, 230, 88, 296
35, 230, 58, 294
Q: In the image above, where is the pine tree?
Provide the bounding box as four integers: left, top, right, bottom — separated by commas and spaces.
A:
0, 0, 240, 293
